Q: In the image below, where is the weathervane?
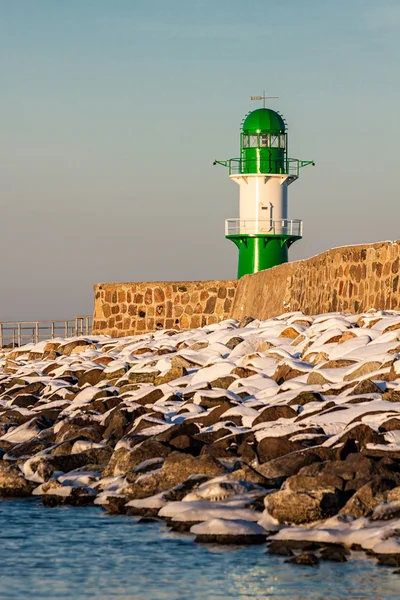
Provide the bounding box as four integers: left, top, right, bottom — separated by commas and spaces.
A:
250, 91, 279, 109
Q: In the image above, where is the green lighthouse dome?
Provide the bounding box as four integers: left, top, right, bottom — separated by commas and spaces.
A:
240, 108, 287, 175
242, 108, 286, 134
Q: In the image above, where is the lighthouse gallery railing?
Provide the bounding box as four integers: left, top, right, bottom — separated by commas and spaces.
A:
214, 158, 313, 177
225, 219, 303, 237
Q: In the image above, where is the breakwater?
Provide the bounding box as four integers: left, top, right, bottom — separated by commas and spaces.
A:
232, 240, 400, 321
92, 280, 237, 336
92, 241, 400, 337
3, 311, 400, 570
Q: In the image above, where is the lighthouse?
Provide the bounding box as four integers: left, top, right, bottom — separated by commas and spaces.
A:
215, 96, 314, 278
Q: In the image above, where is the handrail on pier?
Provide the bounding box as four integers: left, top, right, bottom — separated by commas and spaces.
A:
0, 316, 93, 348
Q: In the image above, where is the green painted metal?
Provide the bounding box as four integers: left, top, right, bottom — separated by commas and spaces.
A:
241, 108, 286, 175
214, 157, 313, 176
242, 108, 286, 133
226, 233, 301, 278
214, 107, 313, 177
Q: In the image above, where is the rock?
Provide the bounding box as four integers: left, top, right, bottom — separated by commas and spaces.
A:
376, 554, 400, 567
4, 437, 53, 460
272, 364, 305, 384
237, 435, 258, 463
9, 394, 39, 408
171, 355, 199, 369
122, 452, 226, 500
303, 351, 329, 364
190, 403, 234, 427
267, 541, 294, 556
102, 409, 130, 442
225, 337, 244, 350
257, 437, 303, 464
102, 496, 128, 515
169, 435, 204, 456
133, 388, 164, 406
103, 364, 128, 380
283, 472, 344, 493
194, 533, 266, 545
0, 462, 35, 497
320, 545, 349, 562
363, 447, 400, 460
387, 487, 400, 502
382, 390, 400, 403
252, 405, 297, 426
152, 422, 200, 444
104, 441, 171, 477
320, 359, 357, 369
298, 453, 396, 496
307, 372, 334, 385
267, 488, 341, 524
210, 376, 236, 390
338, 438, 359, 461
162, 475, 212, 503
379, 418, 400, 432
13, 381, 45, 397
201, 439, 237, 459
230, 367, 258, 379
337, 424, 382, 449
340, 477, 397, 518
60, 340, 93, 356
55, 425, 103, 445
352, 379, 382, 395
229, 464, 271, 486
338, 331, 358, 344
286, 553, 319, 566
154, 367, 188, 385
188, 342, 209, 351
128, 371, 159, 384
137, 516, 161, 523
42, 486, 96, 507
239, 316, 255, 327
287, 391, 323, 406
78, 369, 104, 387
256, 449, 329, 485
191, 518, 266, 545
344, 362, 382, 381
162, 452, 226, 485
41, 448, 113, 474
196, 394, 234, 409
279, 327, 302, 339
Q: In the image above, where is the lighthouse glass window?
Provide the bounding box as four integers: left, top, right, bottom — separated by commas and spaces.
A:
243, 135, 249, 148
270, 135, 279, 148
261, 134, 269, 147
250, 135, 258, 147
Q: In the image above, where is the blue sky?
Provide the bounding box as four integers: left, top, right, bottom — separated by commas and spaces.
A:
1, 0, 400, 320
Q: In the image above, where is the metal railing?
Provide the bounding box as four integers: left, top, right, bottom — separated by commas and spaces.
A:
225, 218, 303, 237
0, 316, 93, 348
215, 158, 313, 177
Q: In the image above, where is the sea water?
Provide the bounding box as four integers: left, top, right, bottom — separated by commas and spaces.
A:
0, 499, 399, 600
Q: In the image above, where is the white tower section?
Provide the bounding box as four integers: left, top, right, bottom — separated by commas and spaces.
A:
228, 173, 299, 236
230, 174, 290, 233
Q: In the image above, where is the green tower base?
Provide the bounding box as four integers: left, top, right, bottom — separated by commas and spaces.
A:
226, 234, 301, 279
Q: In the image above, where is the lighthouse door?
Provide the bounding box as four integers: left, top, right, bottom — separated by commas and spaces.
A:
259, 202, 273, 233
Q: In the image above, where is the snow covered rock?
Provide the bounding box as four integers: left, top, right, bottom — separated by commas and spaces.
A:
190, 518, 267, 544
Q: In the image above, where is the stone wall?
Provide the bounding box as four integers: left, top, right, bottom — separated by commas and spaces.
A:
232, 240, 400, 321
92, 241, 400, 337
92, 280, 237, 337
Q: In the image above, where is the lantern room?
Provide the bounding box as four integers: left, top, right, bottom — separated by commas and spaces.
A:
240, 108, 287, 175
